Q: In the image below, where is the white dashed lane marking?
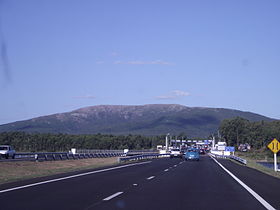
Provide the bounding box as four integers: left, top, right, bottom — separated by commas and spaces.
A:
147, 176, 155, 180
103, 192, 123, 201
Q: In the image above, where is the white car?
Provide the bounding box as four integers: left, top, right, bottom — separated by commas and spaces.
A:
170, 148, 183, 158
0, 145, 16, 159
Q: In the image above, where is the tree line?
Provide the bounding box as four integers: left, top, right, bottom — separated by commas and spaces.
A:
1, 117, 279, 152
0, 132, 166, 152
219, 117, 280, 149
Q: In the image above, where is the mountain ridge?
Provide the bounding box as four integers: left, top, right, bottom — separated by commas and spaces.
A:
0, 104, 275, 137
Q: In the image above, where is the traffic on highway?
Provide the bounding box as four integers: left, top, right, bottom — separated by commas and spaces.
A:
0, 137, 279, 210
0, 154, 279, 210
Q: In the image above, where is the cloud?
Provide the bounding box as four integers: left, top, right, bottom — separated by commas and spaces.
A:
96, 61, 105, 64
156, 95, 176, 99
156, 90, 190, 100
114, 60, 174, 65
111, 52, 119, 57
172, 90, 190, 97
73, 94, 96, 99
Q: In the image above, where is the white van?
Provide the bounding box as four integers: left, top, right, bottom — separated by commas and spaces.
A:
0, 145, 16, 159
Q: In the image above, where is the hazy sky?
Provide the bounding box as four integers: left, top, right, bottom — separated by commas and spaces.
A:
0, 0, 280, 124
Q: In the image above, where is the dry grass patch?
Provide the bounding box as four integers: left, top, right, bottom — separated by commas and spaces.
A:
0, 157, 118, 185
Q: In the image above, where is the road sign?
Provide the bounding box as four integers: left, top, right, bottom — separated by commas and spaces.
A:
217, 145, 226, 151
268, 138, 280, 172
267, 138, 280, 154
225, 146, 235, 152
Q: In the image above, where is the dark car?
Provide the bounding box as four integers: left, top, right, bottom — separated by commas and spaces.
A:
199, 148, 206, 154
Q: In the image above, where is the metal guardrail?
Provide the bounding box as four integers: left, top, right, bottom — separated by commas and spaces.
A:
127, 149, 157, 153
209, 153, 247, 165
1, 150, 167, 162
75, 149, 156, 155
76, 149, 123, 154
0, 151, 125, 162
229, 155, 247, 165
118, 153, 169, 163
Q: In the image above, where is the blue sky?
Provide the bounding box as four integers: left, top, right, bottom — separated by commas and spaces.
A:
0, 0, 280, 124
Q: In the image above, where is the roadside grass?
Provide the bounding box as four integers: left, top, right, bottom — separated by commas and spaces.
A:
235, 150, 280, 179
0, 157, 119, 185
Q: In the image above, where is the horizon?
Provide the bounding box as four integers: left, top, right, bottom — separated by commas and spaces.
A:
1, 0, 280, 124
0, 103, 277, 126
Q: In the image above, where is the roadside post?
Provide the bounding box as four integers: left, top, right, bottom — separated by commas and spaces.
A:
267, 138, 280, 172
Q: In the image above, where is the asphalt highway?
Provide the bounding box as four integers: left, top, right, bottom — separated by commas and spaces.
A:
0, 155, 279, 210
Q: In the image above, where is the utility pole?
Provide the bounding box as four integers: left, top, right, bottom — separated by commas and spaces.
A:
218, 130, 221, 141
165, 133, 170, 153
212, 135, 215, 150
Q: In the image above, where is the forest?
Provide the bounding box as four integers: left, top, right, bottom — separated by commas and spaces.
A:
0, 132, 166, 152
219, 117, 280, 149
0, 117, 279, 152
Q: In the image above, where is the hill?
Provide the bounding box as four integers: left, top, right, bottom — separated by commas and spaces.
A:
0, 104, 274, 138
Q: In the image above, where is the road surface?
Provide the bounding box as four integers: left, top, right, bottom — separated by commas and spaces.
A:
0, 155, 279, 210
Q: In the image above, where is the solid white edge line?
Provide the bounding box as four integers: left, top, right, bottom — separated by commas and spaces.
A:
0, 161, 151, 194
103, 192, 123, 201
147, 176, 155, 180
210, 156, 276, 210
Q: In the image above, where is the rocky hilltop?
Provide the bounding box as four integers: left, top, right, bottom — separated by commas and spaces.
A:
0, 104, 274, 137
